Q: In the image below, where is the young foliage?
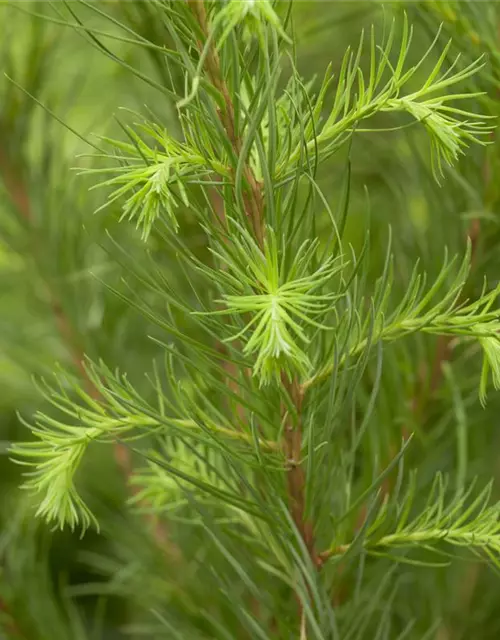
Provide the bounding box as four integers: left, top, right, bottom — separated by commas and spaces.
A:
274, 15, 494, 181
199, 224, 345, 384
6, 1, 500, 637
325, 474, 500, 568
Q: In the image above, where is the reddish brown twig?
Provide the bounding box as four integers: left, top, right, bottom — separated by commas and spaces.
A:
0, 596, 25, 639
188, 0, 264, 247
0, 149, 31, 223
282, 376, 319, 567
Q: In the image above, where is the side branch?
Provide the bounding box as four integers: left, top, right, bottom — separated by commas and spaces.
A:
319, 526, 498, 565
0, 143, 176, 552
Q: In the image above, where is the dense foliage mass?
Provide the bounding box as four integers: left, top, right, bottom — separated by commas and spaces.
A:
2, 1, 500, 638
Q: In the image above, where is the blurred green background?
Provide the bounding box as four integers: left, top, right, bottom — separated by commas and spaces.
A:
2, 1, 500, 638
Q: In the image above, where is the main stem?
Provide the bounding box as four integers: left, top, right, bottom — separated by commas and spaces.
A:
282, 376, 318, 565
188, 0, 318, 574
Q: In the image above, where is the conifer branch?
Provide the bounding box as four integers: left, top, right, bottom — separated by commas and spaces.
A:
320, 476, 500, 568
321, 526, 500, 561
301, 243, 500, 399
188, 0, 321, 592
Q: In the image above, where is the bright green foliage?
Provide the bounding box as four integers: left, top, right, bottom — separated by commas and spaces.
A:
217, 0, 292, 47
327, 473, 500, 568
205, 227, 345, 384
86, 122, 228, 239
275, 17, 494, 180
3, 1, 500, 639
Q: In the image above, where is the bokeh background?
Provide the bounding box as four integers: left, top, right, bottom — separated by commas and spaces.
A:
2, 1, 500, 638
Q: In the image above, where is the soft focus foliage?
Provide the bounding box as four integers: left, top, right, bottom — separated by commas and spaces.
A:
3, 2, 500, 639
